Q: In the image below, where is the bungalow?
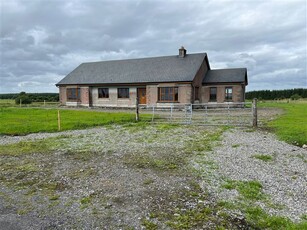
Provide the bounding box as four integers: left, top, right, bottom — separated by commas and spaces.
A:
56, 47, 248, 107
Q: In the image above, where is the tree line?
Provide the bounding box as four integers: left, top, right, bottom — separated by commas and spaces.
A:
246, 88, 307, 100
0, 92, 59, 104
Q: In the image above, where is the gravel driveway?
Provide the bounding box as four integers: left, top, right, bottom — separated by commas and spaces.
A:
0, 108, 306, 229
202, 129, 306, 222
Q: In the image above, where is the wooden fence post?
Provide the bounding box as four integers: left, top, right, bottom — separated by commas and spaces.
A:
252, 98, 257, 127
20, 99, 22, 107
135, 97, 139, 122
58, 110, 61, 131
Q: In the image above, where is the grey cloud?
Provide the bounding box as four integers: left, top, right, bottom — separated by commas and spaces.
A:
0, 0, 306, 93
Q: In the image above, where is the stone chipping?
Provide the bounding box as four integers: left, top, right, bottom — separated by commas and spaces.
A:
203, 129, 307, 222
0, 122, 306, 228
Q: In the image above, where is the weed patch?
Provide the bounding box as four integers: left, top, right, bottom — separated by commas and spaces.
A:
222, 180, 265, 201
49, 195, 60, 201
245, 206, 306, 229
123, 152, 184, 171
185, 129, 224, 154
141, 218, 158, 230
0, 140, 54, 156
252, 154, 274, 162
143, 178, 154, 185
80, 195, 93, 209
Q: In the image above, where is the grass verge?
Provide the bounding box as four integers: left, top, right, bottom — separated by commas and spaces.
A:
0, 107, 150, 135
259, 101, 307, 146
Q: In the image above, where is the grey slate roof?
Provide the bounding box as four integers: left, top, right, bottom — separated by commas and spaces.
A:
203, 68, 247, 85
56, 53, 207, 85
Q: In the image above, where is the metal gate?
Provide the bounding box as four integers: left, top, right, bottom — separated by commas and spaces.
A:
140, 102, 253, 126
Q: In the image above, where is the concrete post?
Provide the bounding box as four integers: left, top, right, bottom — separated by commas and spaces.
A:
252, 98, 257, 127
135, 97, 139, 122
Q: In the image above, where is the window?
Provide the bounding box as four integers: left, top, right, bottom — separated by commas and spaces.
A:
118, 88, 129, 98
98, 88, 109, 98
67, 88, 80, 101
225, 87, 233, 100
158, 87, 178, 102
209, 87, 217, 101
195, 87, 199, 100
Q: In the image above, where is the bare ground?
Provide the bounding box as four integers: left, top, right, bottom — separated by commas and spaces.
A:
0, 125, 234, 229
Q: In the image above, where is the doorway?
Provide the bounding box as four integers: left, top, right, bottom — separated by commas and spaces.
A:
137, 88, 146, 104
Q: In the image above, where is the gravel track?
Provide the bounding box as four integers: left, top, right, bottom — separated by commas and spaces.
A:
202, 128, 307, 222
0, 111, 306, 228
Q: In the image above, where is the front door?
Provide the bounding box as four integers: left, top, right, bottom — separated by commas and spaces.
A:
138, 88, 146, 104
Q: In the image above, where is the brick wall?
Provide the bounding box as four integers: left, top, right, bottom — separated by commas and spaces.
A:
80, 87, 90, 106
201, 84, 245, 103
192, 56, 210, 102
146, 85, 158, 105
59, 86, 67, 105
59, 83, 247, 107
178, 84, 192, 104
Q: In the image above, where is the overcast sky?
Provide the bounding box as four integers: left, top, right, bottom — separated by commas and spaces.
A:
1, 0, 306, 93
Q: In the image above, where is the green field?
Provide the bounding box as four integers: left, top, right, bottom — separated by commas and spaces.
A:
259, 100, 307, 146
0, 99, 306, 148
0, 107, 143, 135
0, 99, 59, 108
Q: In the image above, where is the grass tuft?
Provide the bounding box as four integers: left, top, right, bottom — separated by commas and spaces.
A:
223, 180, 264, 201
252, 154, 273, 162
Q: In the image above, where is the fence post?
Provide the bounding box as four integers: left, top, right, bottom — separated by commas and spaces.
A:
204, 105, 207, 123
152, 105, 155, 122
252, 98, 257, 127
227, 104, 230, 125
135, 97, 139, 122
20, 99, 22, 107
190, 104, 193, 124
58, 110, 61, 131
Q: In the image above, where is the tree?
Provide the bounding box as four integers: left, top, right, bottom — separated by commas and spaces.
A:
15, 92, 32, 104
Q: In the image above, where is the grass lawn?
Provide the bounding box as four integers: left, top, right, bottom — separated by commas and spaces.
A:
259, 100, 307, 146
0, 107, 146, 135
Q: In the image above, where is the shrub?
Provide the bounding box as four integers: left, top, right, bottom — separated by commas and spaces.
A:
15, 92, 32, 104
290, 94, 301, 100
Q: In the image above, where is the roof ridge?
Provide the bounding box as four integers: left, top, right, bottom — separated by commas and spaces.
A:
81, 52, 207, 64
210, 67, 247, 71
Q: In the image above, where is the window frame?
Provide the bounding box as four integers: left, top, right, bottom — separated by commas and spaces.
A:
158, 87, 179, 102
98, 88, 109, 99
225, 87, 233, 101
66, 88, 81, 101
195, 87, 199, 100
209, 87, 217, 101
117, 88, 130, 99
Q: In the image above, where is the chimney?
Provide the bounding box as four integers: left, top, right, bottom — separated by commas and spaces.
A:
179, 46, 186, 58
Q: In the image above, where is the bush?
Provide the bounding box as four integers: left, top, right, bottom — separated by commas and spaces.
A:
15, 92, 32, 104
290, 94, 301, 100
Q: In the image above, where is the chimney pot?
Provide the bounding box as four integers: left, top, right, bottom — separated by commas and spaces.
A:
179, 46, 187, 58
